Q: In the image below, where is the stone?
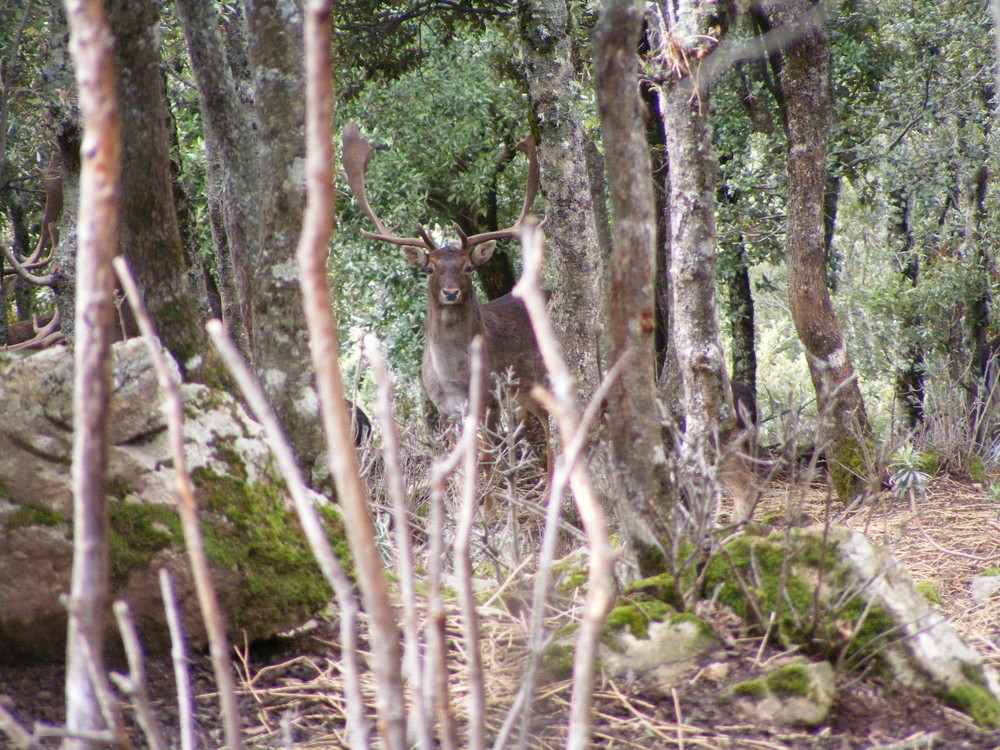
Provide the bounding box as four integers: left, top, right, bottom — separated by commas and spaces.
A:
730, 658, 835, 728
703, 525, 1000, 727
602, 608, 723, 688
0, 340, 344, 663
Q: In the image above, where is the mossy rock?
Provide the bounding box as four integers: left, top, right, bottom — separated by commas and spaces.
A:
942, 683, 1000, 728
730, 660, 835, 728
703, 525, 1000, 727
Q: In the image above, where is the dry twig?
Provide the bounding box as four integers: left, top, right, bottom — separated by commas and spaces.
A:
114, 257, 242, 750
297, 2, 405, 746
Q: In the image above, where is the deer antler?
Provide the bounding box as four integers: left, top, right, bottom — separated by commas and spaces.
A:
342, 122, 428, 247
343, 123, 541, 250
461, 134, 540, 248
3, 308, 64, 351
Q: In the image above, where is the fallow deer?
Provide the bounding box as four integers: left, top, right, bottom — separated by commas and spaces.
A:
341, 123, 550, 488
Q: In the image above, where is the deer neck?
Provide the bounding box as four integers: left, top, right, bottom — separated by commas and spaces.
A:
426, 298, 483, 345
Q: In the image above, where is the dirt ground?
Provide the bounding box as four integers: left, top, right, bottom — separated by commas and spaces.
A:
2, 476, 1000, 749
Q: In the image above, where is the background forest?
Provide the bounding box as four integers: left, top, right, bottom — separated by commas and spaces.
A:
3, 0, 1000, 748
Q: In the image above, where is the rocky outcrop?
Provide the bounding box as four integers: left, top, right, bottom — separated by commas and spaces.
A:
0, 340, 344, 663
704, 525, 1000, 727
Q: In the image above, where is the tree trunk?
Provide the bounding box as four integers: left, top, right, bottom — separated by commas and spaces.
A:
62, 1, 121, 746
889, 188, 924, 428
772, 0, 871, 500
175, 0, 257, 356
655, 5, 740, 526
244, 0, 329, 487
516, 0, 613, 505
107, 0, 228, 388
593, 0, 675, 575
727, 246, 757, 395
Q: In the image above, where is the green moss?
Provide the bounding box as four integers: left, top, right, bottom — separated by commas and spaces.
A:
731, 678, 768, 700
968, 454, 988, 484
828, 435, 874, 503
916, 581, 942, 605
765, 664, 812, 698
915, 451, 944, 477
193, 467, 347, 638
942, 683, 1000, 728
108, 500, 184, 587
539, 642, 575, 684
702, 532, 819, 641
980, 568, 1000, 576
623, 572, 685, 610
668, 611, 715, 638
605, 597, 674, 640
632, 540, 671, 578
3, 503, 66, 530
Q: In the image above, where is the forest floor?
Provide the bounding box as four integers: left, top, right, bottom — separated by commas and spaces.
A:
3, 476, 1000, 749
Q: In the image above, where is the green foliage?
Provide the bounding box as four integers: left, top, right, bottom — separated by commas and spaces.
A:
888, 443, 931, 500
335, 26, 534, 414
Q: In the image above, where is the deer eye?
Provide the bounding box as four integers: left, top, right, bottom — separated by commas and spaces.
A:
464, 264, 473, 273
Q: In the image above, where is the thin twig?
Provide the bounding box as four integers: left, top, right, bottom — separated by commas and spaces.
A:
0, 705, 36, 750
111, 600, 169, 750
207, 319, 370, 748
363, 333, 433, 750
427, 445, 463, 750
454, 335, 486, 750
298, 2, 405, 746
159, 569, 197, 750
510, 222, 616, 750
114, 256, 242, 750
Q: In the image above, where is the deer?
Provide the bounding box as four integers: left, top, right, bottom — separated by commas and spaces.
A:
341, 123, 551, 493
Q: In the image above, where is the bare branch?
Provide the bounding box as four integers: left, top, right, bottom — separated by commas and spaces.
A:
111, 601, 169, 750
114, 256, 243, 750
299, 3, 407, 747
208, 319, 371, 749
454, 335, 486, 750
363, 332, 434, 750
159, 569, 197, 750
0, 704, 36, 750
512, 222, 615, 750
62, 1, 122, 746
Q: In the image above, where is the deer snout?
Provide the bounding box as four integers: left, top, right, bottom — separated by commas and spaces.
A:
440, 287, 462, 304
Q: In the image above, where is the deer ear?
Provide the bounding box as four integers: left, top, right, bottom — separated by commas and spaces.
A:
403, 245, 429, 270
470, 241, 496, 267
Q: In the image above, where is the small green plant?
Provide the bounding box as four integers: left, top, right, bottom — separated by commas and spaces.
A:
889, 444, 930, 500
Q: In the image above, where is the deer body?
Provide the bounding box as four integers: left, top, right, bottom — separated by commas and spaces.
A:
408, 243, 547, 442
342, 123, 550, 483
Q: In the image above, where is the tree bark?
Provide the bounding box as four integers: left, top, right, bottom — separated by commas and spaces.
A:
516, 0, 605, 402
772, 0, 871, 499
62, 0, 121, 746
593, 0, 675, 575
244, 0, 329, 487
107, 0, 228, 388
655, 3, 739, 525
889, 188, 924, 428
175, 0, 257, 356
727, 246, 757, 395
516, 0, 614, 508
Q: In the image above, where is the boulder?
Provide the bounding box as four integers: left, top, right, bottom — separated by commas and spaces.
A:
0, 340, 344, 663
704, 525, 1000, 727
730, 658, 836, 728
